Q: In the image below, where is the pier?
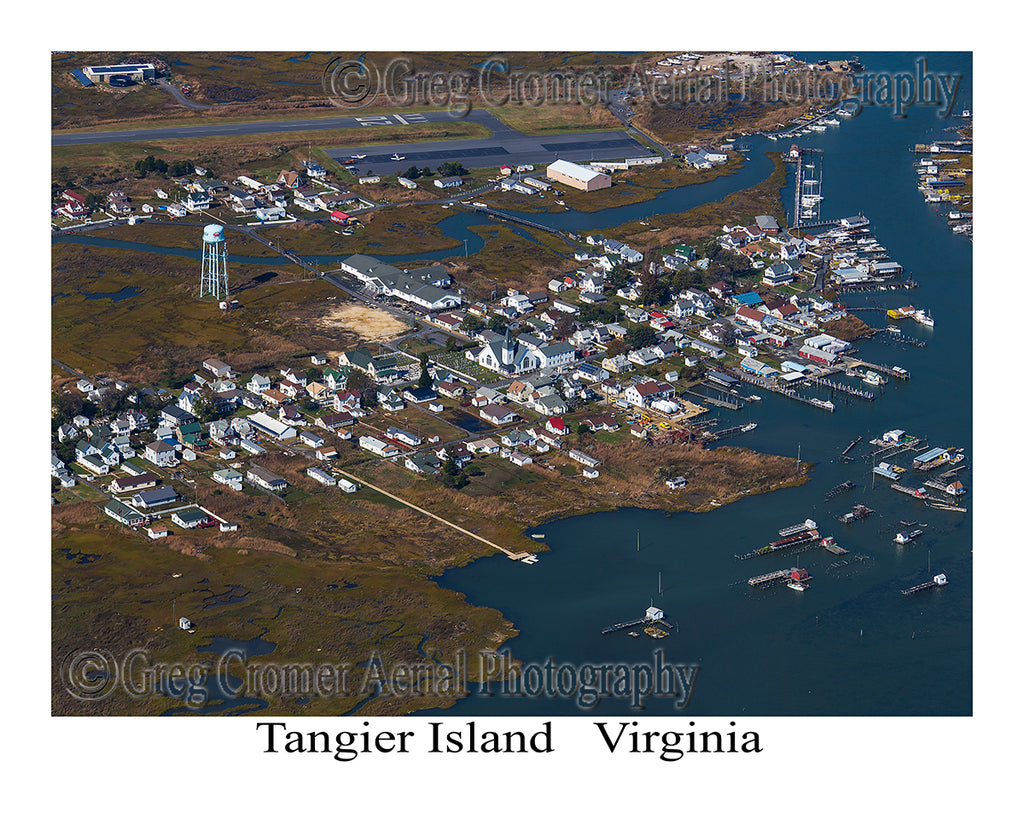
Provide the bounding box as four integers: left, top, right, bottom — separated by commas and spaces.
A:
890, 484, 935, 501
731, 369, 835, 411
845, 359, 910, 380
706, 423, 755, 441
841, 437, 862, 456
601, 607, 674, 635
901, 574, 948, 596
806, 375, 876, 400
825, 481, 856, 500
747, 569, 791, 587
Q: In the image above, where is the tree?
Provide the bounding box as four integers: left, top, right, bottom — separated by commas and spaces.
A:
346, 369, 371, 393
553, 314, 576, 340
639, 267, 669, 306
440, 454, 468, 489
438, 161, 467, 178
461, 314, 483, 334
604, 338, 626, 357
628, 324, 657, 349
420, 166, 434, 177
306, 367, 320, 384
417, 353, 433, 390
403, 166, 421, 180
487, 315, 509, 334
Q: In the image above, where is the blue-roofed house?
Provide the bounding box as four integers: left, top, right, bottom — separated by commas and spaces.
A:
734, 292, 764, 308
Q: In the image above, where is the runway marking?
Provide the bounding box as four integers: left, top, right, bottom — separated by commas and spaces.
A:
394, 114, 407, 125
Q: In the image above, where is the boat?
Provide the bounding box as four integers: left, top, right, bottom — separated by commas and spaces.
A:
886, 326, 902, 335
787, 580, 808, 591
863, 371, 885, 386
747, 394, 761, 401
913, 310, 934, 327
530, 533, 545, 540
894, 529, 923, 544
644, 626, 668, 639
628, 631, 640, 638
741, 422, 757, 432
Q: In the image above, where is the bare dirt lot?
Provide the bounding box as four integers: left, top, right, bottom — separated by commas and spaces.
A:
318, 303, 411, 345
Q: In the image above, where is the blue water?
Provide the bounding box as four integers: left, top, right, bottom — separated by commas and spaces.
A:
84, 285, 141, 301
429, 52, 972, 717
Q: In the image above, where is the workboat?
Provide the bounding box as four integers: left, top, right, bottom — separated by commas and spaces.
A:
913, 310, 934, 327
741, 422, 757, 432
787, 580, 808, 591
863, 371, 885, 386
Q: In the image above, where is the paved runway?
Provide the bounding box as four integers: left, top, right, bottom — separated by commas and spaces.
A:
52, 108, 515, 146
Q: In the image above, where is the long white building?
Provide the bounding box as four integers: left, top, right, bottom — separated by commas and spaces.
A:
340, 255, 462, 311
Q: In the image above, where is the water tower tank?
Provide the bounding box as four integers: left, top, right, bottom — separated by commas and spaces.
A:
203, 224, 224, 243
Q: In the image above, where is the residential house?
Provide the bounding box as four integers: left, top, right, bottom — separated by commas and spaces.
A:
172, 508, 210, 529
479, 404, 518, 426
144, 440, 178, 467
132, 486, 178, 509
104, 499, 145, 527
306, 466, 337, 486
246, 465, 288, 492
212, 468, 244, 491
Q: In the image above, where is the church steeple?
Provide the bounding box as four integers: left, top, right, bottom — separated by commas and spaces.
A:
501, 325, 515, 367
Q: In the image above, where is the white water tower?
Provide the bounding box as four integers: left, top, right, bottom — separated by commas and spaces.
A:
200, 224, 229, 300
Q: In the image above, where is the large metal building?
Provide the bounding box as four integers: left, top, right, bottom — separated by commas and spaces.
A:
545, 159, 611, 192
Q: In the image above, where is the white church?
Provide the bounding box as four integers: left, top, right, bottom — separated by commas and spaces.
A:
467, 327, 540, 375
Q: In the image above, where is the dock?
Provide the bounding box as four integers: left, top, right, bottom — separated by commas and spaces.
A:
731, 369, 835, 411
747, 569, 791, 587
806, 375, 876, 400
707, 423, 756, 441
845, 358, 910, 380
823, 540, 848, 555
891, 484, 935, 501
841, 437, 862, 456
901, 573, 948, 596
825, 481, 856, 500
601, 606, 673, 635
735, 529, 819, 560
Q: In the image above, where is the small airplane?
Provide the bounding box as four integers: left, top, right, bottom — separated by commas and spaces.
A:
391, 154, 405, 161
351, 154, 366, 159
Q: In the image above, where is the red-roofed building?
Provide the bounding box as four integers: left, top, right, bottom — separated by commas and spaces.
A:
735, 306, 771, 331
545, 417, 569, 436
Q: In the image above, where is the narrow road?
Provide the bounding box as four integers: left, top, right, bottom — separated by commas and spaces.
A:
154, 78, 215, 111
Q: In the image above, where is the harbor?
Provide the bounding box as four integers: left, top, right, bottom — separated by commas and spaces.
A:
434, 52, 972, 718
